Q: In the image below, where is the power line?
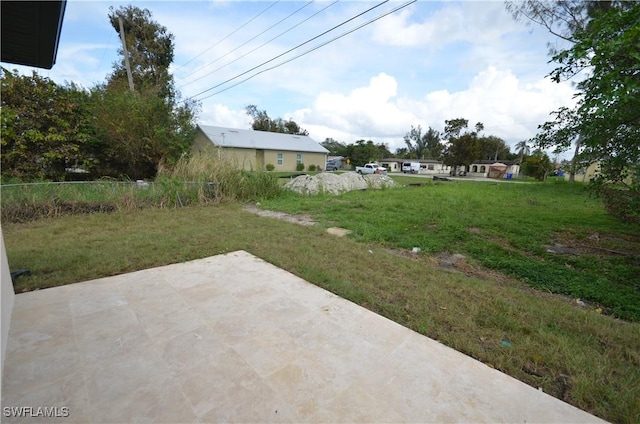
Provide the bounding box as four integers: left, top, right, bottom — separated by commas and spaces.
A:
178, 0, 339, 89
188, 0, 390, 100
194, 0, 416, 101
178, 1, 315, 86
172, 0, 280, 74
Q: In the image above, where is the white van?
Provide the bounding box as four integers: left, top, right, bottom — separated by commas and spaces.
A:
402, 162, 420, 174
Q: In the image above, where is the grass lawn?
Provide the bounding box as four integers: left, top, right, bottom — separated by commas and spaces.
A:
2, 178, 639, 423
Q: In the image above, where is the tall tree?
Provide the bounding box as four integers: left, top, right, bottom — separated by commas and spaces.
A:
394, 147, 410, 158
404, 125, 443, 159
514, 140, 531, 166
507, 1, 639, 193
89, 82, 198, 179
1, 69, 93, 181
442, 118, 484, 175
423, 127, 444, 160
321, 138, 348, 156
96, 6, 199, 179
108, 5, 175, 97
245, 105, 308, 136
477, 135, 510, 161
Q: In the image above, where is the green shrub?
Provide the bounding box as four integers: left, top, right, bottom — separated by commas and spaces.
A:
308, 164, 317, 172
265, 163, 275, 171
599, 186, 640, 224
296, 163, 305, 172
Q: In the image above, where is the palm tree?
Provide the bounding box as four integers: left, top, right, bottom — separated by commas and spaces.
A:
515, 140, 531, 171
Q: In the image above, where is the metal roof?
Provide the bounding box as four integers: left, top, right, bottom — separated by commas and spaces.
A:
1, 1, 67, 69
198, 125, 329, 154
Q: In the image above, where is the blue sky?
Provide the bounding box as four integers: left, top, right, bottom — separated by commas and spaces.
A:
2, 0, 578, 155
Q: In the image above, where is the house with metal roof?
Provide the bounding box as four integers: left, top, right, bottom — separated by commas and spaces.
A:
193, 125, 329, 172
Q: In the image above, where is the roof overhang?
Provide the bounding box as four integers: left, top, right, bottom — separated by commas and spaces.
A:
1, 1, 67, 69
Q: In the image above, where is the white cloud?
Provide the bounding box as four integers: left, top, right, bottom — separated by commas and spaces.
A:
293, 66, 576, 152
371, 2, 521, 48
199, 103, 252, 129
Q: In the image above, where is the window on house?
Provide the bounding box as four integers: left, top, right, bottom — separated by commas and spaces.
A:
480, 166, 486, 172
296, 153, 303, 165
427, 164, 434, 170
277, 153, 283, 166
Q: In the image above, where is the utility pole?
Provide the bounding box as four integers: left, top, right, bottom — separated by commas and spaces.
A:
118, 16, 135, 92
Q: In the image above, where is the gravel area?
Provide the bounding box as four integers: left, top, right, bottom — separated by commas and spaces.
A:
284, 172, 397, 195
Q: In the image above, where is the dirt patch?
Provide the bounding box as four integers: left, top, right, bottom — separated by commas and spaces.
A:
326, 227, 351, 237
550, 231, 640, 259
243, 204, 316, 226
438, 253, 467, 268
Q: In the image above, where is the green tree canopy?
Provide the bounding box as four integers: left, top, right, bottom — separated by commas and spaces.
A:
245, 105, 309, 136
89, 82, 198, 179
1, 6, 198, 182
320, 138, 348, 156
108, 5, 175, 98
477, 135, 511, 161
521, 149, 553, 181
1, 69, 94, 181
344, 139, 384, 166
441, 118, 484, 173
404, 125, 443, 159
508, 1, 639, 190
96, 6, 198, 179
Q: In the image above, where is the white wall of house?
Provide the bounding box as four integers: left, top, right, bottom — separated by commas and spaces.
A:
468, 163, 520, 178
1, 227, 15, 387
380, 160, 451, 175
420, 163, 451, 175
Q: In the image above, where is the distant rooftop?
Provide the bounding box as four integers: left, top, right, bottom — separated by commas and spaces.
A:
198, 125, 329, 154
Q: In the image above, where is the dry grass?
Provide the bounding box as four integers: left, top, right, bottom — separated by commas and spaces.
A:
3, 202, 639, 423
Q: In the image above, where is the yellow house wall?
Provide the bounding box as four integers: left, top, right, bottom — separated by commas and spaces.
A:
264, 151, 326, 171
563, 162, 633, 184
192, 131, 326, 171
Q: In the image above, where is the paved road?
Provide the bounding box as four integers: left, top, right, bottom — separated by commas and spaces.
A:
391, 172, 531, 184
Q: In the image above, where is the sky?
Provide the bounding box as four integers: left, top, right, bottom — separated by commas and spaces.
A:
2, 0, 579, 156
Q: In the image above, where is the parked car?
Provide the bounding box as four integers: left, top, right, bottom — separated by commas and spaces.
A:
402, 162, 420, 174
325, 162, 339, 171
355, 163, 387, 175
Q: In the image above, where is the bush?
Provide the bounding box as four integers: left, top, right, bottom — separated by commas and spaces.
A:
265, 163, 275, 171
308, 164, 317, 172
599, 186, 640, 224
296, 163, 305, 172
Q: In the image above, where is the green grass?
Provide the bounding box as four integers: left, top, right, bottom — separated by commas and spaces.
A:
259, 178, 640, 322
2, 177, 639, 423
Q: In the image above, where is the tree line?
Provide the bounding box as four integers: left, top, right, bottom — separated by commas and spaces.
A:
1, 6, 199, 182
317, 119, 531, 171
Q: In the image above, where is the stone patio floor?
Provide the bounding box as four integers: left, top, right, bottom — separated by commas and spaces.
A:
1, 250, 606, 423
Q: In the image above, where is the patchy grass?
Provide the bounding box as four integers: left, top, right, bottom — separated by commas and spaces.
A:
259, 178, 640, 322
3, 178, 639, 423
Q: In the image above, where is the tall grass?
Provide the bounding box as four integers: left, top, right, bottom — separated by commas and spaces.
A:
0, 153, 283, 223
158, 153, 283, 202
